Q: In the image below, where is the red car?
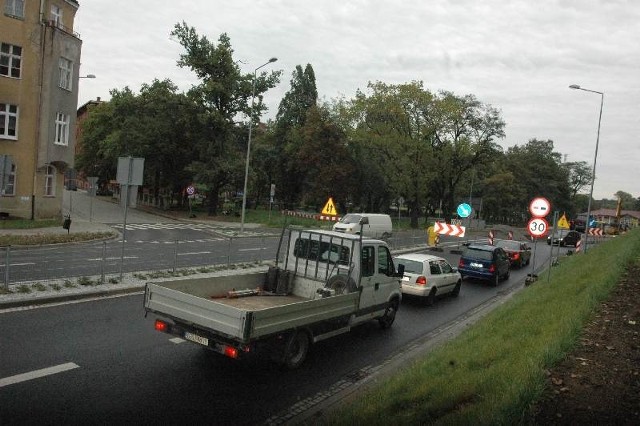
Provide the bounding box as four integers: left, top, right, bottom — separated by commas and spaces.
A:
494, 239, 531, 268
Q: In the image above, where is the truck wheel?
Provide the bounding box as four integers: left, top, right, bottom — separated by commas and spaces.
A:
378, 299, 399, 329
326, 274, 357, 295
281, 331, 310, 370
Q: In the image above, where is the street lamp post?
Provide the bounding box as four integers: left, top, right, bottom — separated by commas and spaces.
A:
240, 57, 277, 233
569, 84, 604, 253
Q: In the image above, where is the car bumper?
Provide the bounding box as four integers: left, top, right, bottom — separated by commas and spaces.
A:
401, 284, 434, 297
459, 268, 497, 282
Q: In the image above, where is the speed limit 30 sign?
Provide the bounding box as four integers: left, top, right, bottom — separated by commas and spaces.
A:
528, 217, 549, 237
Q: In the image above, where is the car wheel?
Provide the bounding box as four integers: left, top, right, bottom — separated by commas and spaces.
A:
492, 274, 499, 287
451, 280, 461, 297
504, 269, 510, 280
378, 299, 399, 329
424, 288, 437, 306
280, 331, 310, 370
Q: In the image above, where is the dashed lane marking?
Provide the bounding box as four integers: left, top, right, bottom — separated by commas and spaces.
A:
0, 362, 80, 388
169, 338, 185, 344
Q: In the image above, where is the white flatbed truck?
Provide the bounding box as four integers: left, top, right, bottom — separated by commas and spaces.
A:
144, 226, 403, 368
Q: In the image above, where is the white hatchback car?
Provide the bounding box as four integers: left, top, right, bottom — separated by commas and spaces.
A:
394, 253, 462, 305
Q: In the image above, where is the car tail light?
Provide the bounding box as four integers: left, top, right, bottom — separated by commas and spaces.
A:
513, 253, 520, 260
416, 276, 427, 285
488, 264, 496, 273
458, 259, 464, 268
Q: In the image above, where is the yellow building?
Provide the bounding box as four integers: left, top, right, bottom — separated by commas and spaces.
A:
1, 0, 82, 219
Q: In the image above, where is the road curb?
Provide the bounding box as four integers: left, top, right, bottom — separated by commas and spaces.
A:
0, 285, 145, 310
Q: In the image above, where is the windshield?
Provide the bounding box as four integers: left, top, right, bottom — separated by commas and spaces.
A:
339, 214, 362, 224
394, 258, 422, 274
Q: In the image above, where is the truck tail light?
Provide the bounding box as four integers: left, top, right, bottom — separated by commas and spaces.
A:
416, 276, 427, 286
155, 319, 168, 332
224, 346, 239, 359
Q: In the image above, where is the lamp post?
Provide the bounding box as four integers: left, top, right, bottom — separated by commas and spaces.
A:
240, 57, 277, 233
569, 84, 604, 253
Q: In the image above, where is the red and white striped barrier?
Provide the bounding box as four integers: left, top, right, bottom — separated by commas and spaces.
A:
576, 238, 582, 252
488, 230, 495, 245
507, 231, 513, 240
588, 228, 603, 236
434, 222, 466, 238
282, 210, 340, 221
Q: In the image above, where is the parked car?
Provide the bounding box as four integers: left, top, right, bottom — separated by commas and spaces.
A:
547, 230, 581, 247
458, 244, 510, 286
494, 239, 531, 268
393, 253, 462, 305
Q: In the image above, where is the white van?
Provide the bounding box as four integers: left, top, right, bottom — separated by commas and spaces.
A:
332, 213, 392, 239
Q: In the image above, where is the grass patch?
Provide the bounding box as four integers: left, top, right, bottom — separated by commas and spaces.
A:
0, 218, 61, 229
32, 283, 47, 292
50, 283, 62, 291
16, 284, 31, 293
328, 228, 640, 425
63, 280, 77, 288
0, 231, 115, 246
77, 276, 96, 286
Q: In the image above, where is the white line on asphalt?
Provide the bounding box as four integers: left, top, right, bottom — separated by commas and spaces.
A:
178, 251, 212, 256
5, 263, 37, 267
86, 256, 138, 261
169, 337, 185, 344
238, 248, 265, 252
0, 362, 79, 388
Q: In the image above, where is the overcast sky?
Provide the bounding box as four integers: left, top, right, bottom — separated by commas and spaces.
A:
75, 0, 639, 201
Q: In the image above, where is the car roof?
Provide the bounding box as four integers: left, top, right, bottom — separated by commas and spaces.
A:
394, 253, 446, 263
466, 244, 498, 251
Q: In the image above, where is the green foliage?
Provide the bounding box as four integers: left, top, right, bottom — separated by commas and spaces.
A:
32, 283, 47, 292
329, 229, 640, 424
77, 276, 95, 286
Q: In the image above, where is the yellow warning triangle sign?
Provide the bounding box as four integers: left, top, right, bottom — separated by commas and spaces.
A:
557, 214, 570, 229
321, 197, 338, 216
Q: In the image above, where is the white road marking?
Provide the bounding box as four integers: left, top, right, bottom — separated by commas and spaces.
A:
178, 251, 212, 256
0, 362, 79, 388
239, 248, 265, 252
169, 337, 185, 344
86, 256, 138, 261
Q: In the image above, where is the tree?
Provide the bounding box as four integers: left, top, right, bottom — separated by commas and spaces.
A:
272, 64, 318, 209
614, 190, 635, 210
170, 23, 281, 215
425, 92, 505, 222
341, 81, 437, 226
562, 161, 592, 198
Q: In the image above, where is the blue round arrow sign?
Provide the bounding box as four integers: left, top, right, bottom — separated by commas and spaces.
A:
457, 203, 472, 218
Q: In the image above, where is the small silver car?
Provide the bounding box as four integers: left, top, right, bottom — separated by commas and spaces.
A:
393, 253, 462, 305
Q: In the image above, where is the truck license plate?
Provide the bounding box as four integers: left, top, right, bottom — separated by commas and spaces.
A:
184, 332, 209, 346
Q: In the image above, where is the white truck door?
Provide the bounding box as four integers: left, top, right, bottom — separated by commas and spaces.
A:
359, 244, 397, 309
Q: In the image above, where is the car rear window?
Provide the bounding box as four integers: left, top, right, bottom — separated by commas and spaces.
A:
496, 240, 520, 250
395, 258, 422, 274
463, 248, 493, 261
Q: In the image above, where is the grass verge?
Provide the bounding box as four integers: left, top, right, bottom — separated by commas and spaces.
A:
327, 228, 640, 425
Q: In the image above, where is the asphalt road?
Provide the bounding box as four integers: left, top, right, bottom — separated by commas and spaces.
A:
0, 244, 560, 425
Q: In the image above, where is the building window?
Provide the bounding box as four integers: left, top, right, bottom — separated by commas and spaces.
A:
59, 57, 73, 90
4, 0, 25, 18
45, 165, 56, 196
0, 103, 18, 139
54, 112, 69, 145
0, 42, 22, 78
2, 163, 16, 196
50, 4, 62, 27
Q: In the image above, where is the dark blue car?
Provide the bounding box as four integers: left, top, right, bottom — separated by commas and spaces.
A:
458, 244, 510, 286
